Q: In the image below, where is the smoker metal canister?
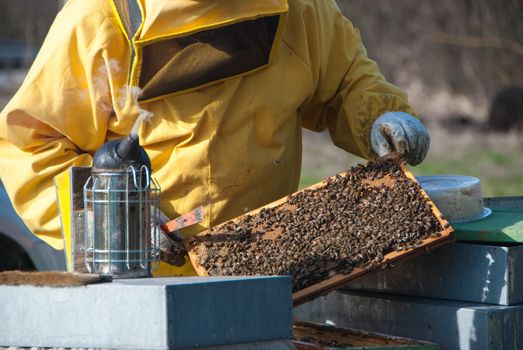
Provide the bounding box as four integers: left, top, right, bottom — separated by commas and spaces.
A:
83, 135, 160, 278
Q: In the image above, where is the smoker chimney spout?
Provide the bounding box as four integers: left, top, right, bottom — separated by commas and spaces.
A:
92, 134, 151, 172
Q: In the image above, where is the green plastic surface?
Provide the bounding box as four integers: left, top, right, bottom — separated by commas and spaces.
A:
344, 344, 438, 350
453, 208, 523, 243
325, 345, 437, 350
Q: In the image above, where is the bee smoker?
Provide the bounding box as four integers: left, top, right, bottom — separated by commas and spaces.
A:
82, 133, 160, 278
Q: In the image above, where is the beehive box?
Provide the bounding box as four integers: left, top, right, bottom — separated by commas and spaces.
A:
0, 277, 292, 349
294, 290, 523, 350
185, 155, 454, 305
345, 242, 523, 305
293, 320, 438, 349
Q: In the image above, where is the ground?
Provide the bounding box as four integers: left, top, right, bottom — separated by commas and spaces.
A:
300, 74, 523, 197
301, 126, 523, 197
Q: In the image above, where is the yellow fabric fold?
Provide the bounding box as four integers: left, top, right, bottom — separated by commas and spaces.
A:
0, 0, 415, 277
138, 0, 288, 43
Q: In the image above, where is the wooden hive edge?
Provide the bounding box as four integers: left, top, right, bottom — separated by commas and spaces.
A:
184, 153, 455, 305
291, 161, 455, 306
184, 169, 338, 272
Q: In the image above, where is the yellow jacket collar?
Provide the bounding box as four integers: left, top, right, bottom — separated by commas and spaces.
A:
136, 0, 288, 43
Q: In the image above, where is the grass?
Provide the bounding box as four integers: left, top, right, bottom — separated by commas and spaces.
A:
411, 149, 523, 197
298, 174, 324, 189
300, 129, 523, 197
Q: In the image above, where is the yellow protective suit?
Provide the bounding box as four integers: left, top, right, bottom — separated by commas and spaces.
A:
0, 0, 415, 275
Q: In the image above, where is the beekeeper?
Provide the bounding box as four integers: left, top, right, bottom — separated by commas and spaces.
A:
0, 0, 429, 275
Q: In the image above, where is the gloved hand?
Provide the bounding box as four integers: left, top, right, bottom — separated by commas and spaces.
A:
155, 209, 187, 267
371, 112, 430, 166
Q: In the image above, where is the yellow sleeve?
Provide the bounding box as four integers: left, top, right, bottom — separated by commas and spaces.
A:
0, 0, 124, 249
289, 0, 416, 160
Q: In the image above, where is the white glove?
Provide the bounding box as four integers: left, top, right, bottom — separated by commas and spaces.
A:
371, 112, 430, 166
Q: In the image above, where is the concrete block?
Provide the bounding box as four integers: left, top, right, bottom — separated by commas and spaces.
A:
0, 276, 293, 349
0, 340, 296, 350
294, 290, 523, 350
345, 242, 523, 305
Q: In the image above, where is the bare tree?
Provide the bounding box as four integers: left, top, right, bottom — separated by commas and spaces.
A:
336, 0, 523, 117
0, 0, 61, 68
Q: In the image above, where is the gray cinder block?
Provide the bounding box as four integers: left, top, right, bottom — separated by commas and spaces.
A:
0, 276, 293, 349
294, 290, 523, 350
345, 242, 523, 305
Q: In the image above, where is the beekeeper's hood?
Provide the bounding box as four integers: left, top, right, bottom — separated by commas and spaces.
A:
111, 0, 288, 101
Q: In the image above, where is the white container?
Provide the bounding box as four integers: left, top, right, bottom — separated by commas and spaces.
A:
417, 175, 491, 223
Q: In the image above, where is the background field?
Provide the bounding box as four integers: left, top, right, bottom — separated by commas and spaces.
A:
1, 0, 522, 197
301, 0, 523, 197
300, 128, 523, 197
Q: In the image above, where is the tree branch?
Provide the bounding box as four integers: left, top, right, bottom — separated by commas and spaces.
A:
432, 33, 523, 57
